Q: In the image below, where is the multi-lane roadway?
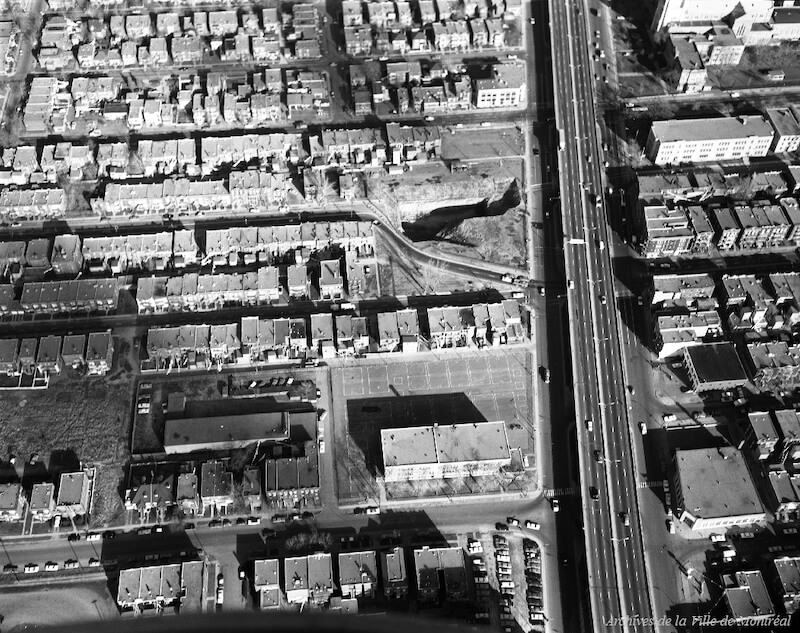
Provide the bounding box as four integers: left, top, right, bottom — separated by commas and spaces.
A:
549, 0, 654, 631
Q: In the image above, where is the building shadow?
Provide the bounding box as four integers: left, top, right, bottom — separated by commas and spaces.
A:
346, 393, 487, 476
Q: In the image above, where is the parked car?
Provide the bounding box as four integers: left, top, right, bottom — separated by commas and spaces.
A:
365, 506, 381, 515
23, 563, 39, 574
507, 517, 520, 527
3, 563, 18, 573
495, 523, 510, 531
525, 520, 541, 530
271, 514, 286, 523
64, 560, 79, 570
86, 532, 101, 541
44, 562, 59, 572
247, 517, 261, 526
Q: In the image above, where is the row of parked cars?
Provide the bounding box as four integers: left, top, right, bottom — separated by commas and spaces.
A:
524, 539, 545, 629
3, 558, 101, 575
494, 534, 516, 632
468, 538, 492, 624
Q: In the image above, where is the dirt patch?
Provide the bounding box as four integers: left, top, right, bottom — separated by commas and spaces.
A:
0, 372, 133, 468
0, 581, 118, 630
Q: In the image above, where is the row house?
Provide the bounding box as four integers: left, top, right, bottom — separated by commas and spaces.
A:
100, 179, 232, 217
334, 315, 371, 355
652, 274, 717, 311
431, 21, 471, 50
319, 128, 386, 167
0, 188, 66, 222
19, 279, 118, 316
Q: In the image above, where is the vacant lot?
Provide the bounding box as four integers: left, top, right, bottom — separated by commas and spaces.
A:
330, 349, 535, 504
0, 581, 118, 630
0, 372, 132, 468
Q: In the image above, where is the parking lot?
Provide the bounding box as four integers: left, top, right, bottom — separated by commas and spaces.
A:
330, 348, 535, 504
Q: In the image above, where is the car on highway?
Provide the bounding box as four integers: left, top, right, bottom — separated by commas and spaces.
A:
639, 421, 648, 435
567, 279, 575, 290
589, 487, 599, 500
24, 563, 39, 573
539, 366, 551, 383
619, 512, 631, 526
599, 294, 607, 305
593, 449, 602, 462
507, 517, 520, 527
525, 520, 540, 530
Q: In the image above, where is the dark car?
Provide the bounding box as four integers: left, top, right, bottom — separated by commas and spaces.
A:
495, 523, 510, 531
222, 518, 232, 527
301, 511, 314, 520
353, 507, 365, 515
102, 530, 116, 540
67, 533, 81, 542
593, 449, 602, 463
209, 519, 222, 528
589, 486, 599, 500
261, 528, 277, 539
235, 517, 247, 525
184, 522, 195, 530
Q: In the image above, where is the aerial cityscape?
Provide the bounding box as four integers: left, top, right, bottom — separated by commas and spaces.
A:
0, 0, 800, 632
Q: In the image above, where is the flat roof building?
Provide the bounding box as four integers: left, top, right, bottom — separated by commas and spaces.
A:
56, 470, 91, 517
674, 446, 768, 531
773, 556, 800, 615
382, 546, 408, 599
164, 411, 290, 454
339, 550, 378, 599
723, 570, 775, 623
381, 421, 511, 482
683, 342, 748, 393
646, 116, 775, 165
413, 546, 468, 603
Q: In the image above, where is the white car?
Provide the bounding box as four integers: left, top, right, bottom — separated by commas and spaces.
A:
64, 560, 79, 570
23, 563, 39, 574
86, 533, 101, 541
44, 562, 59, 572
507, 517, 520, 527
525, 520, 541, 530
365, 506, 381, 515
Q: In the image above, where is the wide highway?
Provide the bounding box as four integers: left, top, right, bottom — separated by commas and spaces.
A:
549, 0, 654, 631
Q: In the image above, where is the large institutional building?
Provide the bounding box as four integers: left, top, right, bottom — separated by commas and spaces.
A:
646, 116, 775, 165
380, 421, 511, 482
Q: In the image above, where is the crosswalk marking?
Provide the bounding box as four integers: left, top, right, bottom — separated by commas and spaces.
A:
544, 487, 577, 498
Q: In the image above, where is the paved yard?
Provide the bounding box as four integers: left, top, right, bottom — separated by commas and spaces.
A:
330, 347, 535, 505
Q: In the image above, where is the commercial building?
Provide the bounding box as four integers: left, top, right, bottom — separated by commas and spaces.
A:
381, 421, 511, 482
645, 116, 774, 165
382, 547, 408, 599
674, 446, 768, 531
413, 546, 468, 603
655, 311, 722, 358
339, 550, 378, 599
683, 342, 749, 393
